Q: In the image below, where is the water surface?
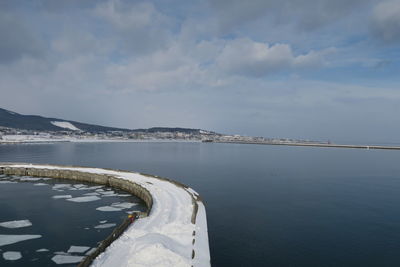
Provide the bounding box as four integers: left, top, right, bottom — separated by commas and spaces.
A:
0, 174, 146, 266
1, 142, 400, 266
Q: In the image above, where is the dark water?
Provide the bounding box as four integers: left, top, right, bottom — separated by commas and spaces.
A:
0, 175, 146, 266
1, 142, 400, 266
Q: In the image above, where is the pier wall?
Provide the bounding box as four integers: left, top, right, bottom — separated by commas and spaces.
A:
0, 166, 153, 216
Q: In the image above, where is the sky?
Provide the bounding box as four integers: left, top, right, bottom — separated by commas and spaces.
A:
1, 0, 400, 143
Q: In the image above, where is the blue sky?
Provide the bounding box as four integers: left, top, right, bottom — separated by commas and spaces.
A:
1, 0, 400, 143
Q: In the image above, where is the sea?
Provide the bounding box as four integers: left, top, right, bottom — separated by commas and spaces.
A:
1, 141, 400, 266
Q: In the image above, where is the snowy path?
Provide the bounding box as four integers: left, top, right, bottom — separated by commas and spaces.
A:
0, 163, 210, 267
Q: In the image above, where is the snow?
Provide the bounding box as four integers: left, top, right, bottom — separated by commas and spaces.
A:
67, 196, 101, 202
1, 163, 211, 267
3, 251, 22, 261
52, 195, 72, 199
96, 206, 122, 212
67, 246, 91, 253
0, 220, 32, 229
50, 121, 81, 131
52, 255, 84, 264
94, 223, 116, 229
0, 235, 42, 247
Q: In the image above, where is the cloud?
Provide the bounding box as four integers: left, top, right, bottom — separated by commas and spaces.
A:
371, 0, 400, 42
94, 0, 173, 54
208, 0, 372, 33
0, 12, 43, 63
216, 38, 335, 77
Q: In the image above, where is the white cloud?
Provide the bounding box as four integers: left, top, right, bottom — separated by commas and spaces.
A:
216, 38, 335, 77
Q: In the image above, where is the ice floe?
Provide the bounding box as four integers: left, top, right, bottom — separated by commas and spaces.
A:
36, 248, 49, 252
0, 235, 41, 247
34, 183, 48, 186
99, 191, 116, 195
67, 196, 101, 202
99, 220, 107, 224
52, 184, 71, 190
52, 255, 84, 264
52, 195, 72, 199
0, 220, 32, 229
94, 223, 116, 229
96, 206, 122, 212
111, 202, 137, 209
3, 251, 22, 260
73, 184, 86, 189
0, 181, 17, 184
117, 194, 131, 197
67, 246, 90, 253
84, 192, 100, 196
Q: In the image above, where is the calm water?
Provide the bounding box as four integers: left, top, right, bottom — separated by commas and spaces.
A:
1, 142, 400, 266
0, 175, 146, 266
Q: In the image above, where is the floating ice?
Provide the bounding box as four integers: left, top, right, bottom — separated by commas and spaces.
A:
94, 223, 116, 229
67, 246, 90, 253
101, 193, 118, 197
36, 248, 49, 252
67, 196, 100, 203
51, 255, 84, 264
96, 206, 122, 212
73, 184, 86, 189
111, 202, 138, 209
52, 184, 71, 190
54, 251, 69, 255
0, 181, 17, 184
100, 191, 115, 195
52, 195, 72, 199
99, 220, 107, 224
117, 194, 131, 197
0, 235, 41, 247
3, 251, 22, 261
84, 192, 100, 196
0, 220, 32, 229
34, 183, 48, 186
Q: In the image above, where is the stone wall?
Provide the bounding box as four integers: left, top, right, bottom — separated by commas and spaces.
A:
0, 166, 153, 217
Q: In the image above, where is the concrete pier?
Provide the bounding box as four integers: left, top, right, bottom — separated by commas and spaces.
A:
0, 163, 210, 267
212, 141, 400, 150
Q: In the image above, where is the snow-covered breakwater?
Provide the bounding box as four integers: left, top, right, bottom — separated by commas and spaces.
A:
0, 163, 210, 267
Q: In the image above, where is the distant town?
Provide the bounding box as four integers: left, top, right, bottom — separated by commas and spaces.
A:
0, 125, 327, 145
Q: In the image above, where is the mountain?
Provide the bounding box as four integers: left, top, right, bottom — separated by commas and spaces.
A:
0, 108, 214, 135
0, 108, 130, 132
